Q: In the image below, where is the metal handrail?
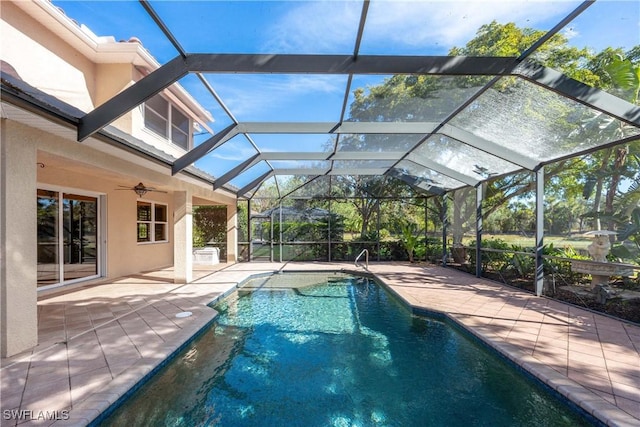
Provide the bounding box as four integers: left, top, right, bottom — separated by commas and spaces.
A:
355, 249, 369, 271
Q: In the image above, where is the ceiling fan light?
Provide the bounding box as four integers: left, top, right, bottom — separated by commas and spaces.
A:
133, 183, 148, 197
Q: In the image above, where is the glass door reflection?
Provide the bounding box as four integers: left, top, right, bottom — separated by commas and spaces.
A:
37, 190, 59, 285
37, 189, 99, 287
63, 193, 98, 281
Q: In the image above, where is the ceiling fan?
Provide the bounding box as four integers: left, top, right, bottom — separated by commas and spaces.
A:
116, 182, 167, 198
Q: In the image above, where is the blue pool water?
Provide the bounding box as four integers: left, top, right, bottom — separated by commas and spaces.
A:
101, 273, 594, 426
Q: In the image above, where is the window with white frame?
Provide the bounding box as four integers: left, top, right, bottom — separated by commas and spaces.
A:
137, 201, 168, 243
144, 94, 190, 149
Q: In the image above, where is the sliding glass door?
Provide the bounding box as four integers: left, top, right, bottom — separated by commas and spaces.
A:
63, 193, 98, 281
37, 190, 59, 285
37, 189, 100, 288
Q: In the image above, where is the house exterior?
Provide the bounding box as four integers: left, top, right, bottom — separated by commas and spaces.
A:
1, 0, 238, 357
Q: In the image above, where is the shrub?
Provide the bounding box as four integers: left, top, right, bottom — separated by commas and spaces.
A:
468, 238, 511, 272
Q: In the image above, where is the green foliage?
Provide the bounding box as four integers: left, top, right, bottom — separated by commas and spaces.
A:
274, 213, 344, 244
604, 54, 640, 104
466, 239, 591, 279
232, 22, 639, 276
237, 201, 248, 242
417, 237, 443, 262
399, 220, 422, 262
506, 243, 572, 278
467, 238, 510, 271
193, 206, 227, 248
330, 176, 414, 238
610, 207, 640, 264
378, 241, 406, 261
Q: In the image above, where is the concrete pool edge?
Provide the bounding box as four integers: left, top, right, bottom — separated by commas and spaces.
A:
371, 267, 639, 427
73, 312, 219, 426
370, 277, 607, 426
63, 264, 637, 427
79, 270, 371, 425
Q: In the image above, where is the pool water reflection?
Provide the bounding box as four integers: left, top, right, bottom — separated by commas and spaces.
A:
100, 273, 594, 426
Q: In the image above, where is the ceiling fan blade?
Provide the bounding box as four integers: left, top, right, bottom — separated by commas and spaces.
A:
114, 183, 167, 194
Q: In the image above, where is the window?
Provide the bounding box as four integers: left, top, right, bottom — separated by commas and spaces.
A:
144, 94, 190, 149
137, 201, 168, 243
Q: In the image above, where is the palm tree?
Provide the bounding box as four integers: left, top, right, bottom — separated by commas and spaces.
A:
583, 53, 640, 232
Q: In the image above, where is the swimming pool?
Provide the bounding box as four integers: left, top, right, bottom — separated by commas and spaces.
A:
99, 272, 595, 426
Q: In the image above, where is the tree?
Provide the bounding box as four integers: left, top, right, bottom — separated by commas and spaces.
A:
610, 207, 640, 263
193, 206, 227, 248
399, 220, 421, 263
348, 21, 638, 249
581, 52, 640, 234
331, 175, 413, 238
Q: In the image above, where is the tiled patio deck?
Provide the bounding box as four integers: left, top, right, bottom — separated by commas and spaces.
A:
1, 262, 638, 426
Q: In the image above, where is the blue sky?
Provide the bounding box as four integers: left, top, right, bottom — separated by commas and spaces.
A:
53, 0, 639, 179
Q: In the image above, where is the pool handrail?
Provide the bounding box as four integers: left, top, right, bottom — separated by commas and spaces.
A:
355, 248, 369, 271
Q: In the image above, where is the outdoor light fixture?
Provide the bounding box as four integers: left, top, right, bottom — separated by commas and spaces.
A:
133, 182, 148, 197
116, 182, 167, 197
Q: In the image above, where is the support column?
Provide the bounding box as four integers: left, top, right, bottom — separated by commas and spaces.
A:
1, 121, 38, 357
173, 190, 192, 284
278, 203, 282, 263
247, 200, 252, 261
441, 194, 448, 267
476, 184, 484, 278
424, 198, 428, 263
376, 201, 381, 262
328, 198, 332, 262
535, 168, 545, 296
227, 202, 238, 263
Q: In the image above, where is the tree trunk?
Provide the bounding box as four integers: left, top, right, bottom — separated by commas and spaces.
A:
604, 146, 628, 238
355, 198, 374, 238
593, 148, 612, 231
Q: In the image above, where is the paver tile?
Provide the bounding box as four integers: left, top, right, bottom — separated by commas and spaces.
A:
2, 263, 638, 427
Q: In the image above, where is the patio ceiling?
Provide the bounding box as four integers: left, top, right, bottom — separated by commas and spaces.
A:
72, 0, 640, 199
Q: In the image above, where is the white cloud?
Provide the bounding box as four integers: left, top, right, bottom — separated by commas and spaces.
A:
262, 1, 362, 53
364, 1, 578, 49
260, 1, 578, 53
209, 74, 347, 119
561, 26, 579, 40
210, 144, 258, 162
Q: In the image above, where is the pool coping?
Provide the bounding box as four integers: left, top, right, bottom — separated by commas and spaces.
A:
8, 263, 635, 426
371, 266, 640, 427
381, 286, 608, 426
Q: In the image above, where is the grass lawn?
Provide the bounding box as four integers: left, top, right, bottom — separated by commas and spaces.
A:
457, 233, 593, 251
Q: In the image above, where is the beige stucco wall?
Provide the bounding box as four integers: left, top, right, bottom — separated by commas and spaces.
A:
6, 121, 234, 282
173, 190, 193, 283
227, 203, 238, 262
0, 2, 96, 112
1, 1, 234, 357
1, 2, 193, 157
1, 120, 38, 357
95, 63, 136, 134
36, 156, 175, 278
